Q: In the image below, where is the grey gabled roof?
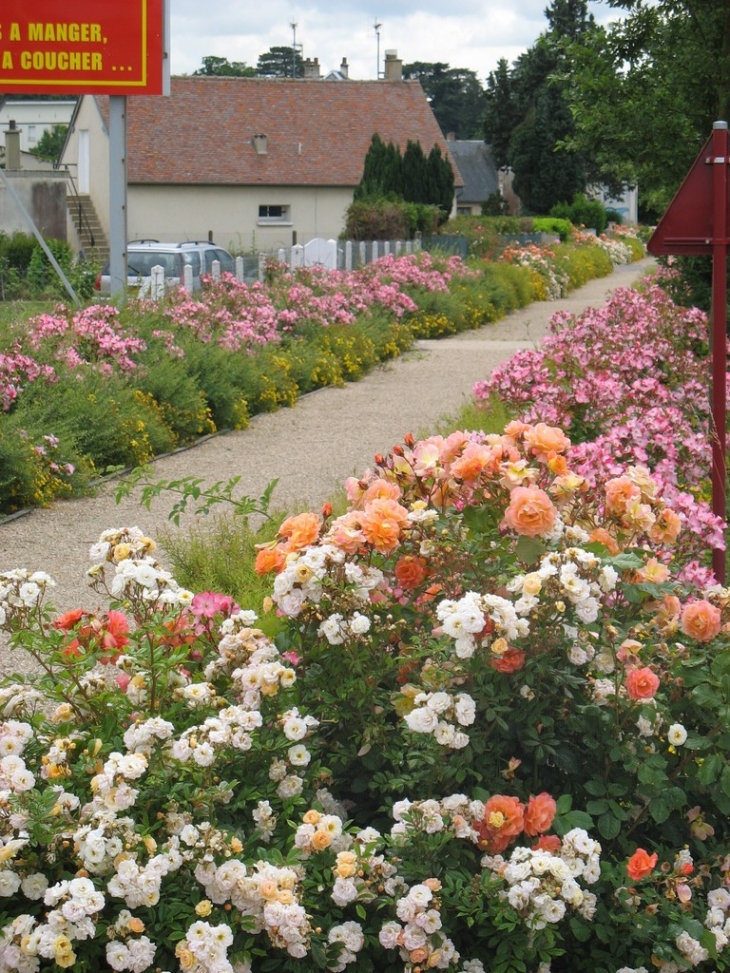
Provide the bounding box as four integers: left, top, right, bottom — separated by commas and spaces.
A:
446, 140, 499, 204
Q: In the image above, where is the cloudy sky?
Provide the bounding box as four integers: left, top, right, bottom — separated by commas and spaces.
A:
169, 0, 616, 84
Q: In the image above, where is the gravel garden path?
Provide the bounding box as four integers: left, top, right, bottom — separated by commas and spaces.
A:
0, 256, 656, 670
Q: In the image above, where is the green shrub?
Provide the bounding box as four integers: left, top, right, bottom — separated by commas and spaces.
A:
550, 194, 609, 234
343, 198, 439, 240
551, 241, 614, 289
533, 216, 573, 242
26, 238, 73, 296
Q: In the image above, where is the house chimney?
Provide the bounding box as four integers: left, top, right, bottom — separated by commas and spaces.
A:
4, 120, 21, 170
340, 57, 349, 79
384, 50, 403, 81
252, 134, 268, 155
446, 132, 456, 142
303, 57, 321, 79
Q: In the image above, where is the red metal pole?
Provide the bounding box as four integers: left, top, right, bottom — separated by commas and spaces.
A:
711, 121, 728, 585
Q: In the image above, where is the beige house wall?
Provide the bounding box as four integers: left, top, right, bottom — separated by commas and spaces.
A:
63, 97, 111, 243
127, 185, 353, 251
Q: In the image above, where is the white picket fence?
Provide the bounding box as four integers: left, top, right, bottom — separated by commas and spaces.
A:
273, 237, 419, 273
141, 237, 421, 298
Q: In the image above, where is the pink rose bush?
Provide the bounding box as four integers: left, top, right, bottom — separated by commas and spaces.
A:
4, 413, 730, 973
474, 274, 726, 582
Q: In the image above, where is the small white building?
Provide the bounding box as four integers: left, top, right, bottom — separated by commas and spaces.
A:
589, 184, 639, 225
0, 98, 77, 153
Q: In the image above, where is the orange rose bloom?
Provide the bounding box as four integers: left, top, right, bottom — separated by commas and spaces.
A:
626, 848, 658, 882
254, 546, 287, 576
680, 599, 722, 642
588, 527, 620, 556
523, 422, 571, 461
278, 512, 321, 551
532, 834, 562, 853
625, 666, 660, 701
54, 608, 87, 630
477, 795, 525, 853
490, 648, 526, 674
502, 485, 557, 537
394, 555, 428, 591
524, 792, 557, 836
360, 497, 410, 553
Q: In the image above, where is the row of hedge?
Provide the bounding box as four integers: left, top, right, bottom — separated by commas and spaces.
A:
0, 228, 643, 515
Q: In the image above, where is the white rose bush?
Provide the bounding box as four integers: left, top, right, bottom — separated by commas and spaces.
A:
2, 403, 730, 973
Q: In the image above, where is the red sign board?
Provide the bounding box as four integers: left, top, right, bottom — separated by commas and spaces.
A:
648, 134, 720, 255
0, 0, 166, 95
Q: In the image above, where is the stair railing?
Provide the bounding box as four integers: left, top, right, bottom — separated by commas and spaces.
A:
60, 165, 96, 252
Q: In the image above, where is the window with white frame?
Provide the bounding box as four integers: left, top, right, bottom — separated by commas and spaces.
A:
258, 204, 291, 224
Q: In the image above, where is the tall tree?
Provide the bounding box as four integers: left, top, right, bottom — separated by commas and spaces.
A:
561, 1, 730, 214
29, 125, 68, 163
403, 62, 486, 139
256, 46, 304, 78
483, 0, 594, 214
353, 136, 454, 217
193, 56, 255, 77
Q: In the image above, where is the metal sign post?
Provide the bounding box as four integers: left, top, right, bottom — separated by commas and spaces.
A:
648, 121, 729, 585
108, 97, 128, 299
711, 122, 728, 585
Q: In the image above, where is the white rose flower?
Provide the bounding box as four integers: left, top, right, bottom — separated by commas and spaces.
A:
667, 723, 688, 746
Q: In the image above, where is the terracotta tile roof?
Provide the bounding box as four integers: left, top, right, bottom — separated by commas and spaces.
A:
96, 76, 463, 188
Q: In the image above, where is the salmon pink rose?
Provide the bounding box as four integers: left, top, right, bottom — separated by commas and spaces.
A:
502, 485, 557, 537
325, 513, 366, 555
360, 498, 410, 553
650, 507, 682, 544
604, 476, 640, 516
361, 477, 402, 506
625, 666, 660, 701
449, 443, 493, 482
523, 422, 571, 461
524, 792, 557, 836
626, 848, 658, 881
680, 600, 722, 642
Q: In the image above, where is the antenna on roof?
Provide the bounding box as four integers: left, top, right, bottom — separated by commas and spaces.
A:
374, 19, 383, 79
290, 22, 303, 77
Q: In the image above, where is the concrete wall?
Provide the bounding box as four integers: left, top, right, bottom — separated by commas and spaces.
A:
0, 170, 68, 240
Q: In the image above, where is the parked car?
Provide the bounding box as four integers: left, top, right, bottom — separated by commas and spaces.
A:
94, 240, 235, 294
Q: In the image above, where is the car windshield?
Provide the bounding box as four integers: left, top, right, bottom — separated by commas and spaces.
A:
127, 252, 180, 276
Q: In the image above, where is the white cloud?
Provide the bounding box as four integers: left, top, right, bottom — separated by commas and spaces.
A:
168, 0, 616, 83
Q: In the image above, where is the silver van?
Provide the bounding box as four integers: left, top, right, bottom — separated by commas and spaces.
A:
94, 241, 235, 294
